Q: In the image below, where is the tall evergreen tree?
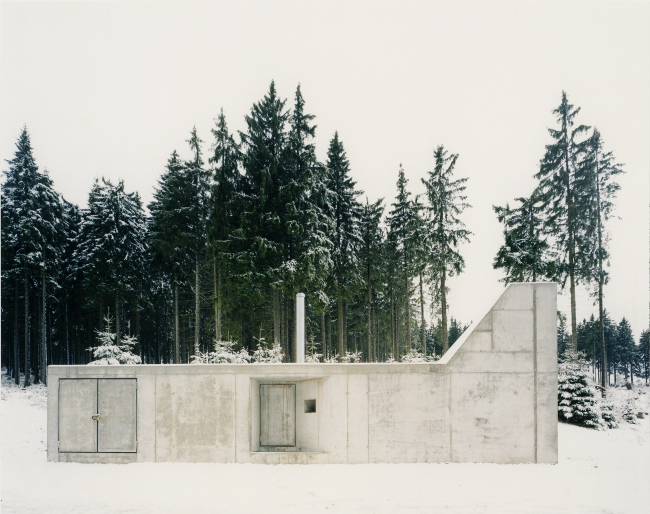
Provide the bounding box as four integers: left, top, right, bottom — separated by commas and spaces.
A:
387, 166, 420, 356
421, 146, 471, 354
411, 196, 430, 356
616, 318, 636, 383
2, 127, 63, 385
534, 91, 591, 354
184, 127, 210, 358
580, 128, 623, 395
280, 85, 333, 360
209, 109, 241, 344
359, 197, 384, 361
324, 132, 362, 360
148, 150, 192, 363
75, 178, 147, 349
639, 330, 650, 384
239, 81, 290, 355
557, 311, 570, 359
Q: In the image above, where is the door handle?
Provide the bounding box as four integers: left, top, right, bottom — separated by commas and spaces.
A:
92, 414, 100, 421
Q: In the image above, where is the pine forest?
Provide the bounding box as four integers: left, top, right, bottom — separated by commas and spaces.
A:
2, 84, 648, 393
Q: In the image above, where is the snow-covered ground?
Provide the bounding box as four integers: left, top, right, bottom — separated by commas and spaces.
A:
1, 372, 649, 514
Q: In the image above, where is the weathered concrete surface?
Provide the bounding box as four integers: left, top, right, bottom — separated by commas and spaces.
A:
48, 282, 558, 464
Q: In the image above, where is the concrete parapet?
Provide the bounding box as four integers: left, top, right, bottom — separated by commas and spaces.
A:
48, 282, 558, 464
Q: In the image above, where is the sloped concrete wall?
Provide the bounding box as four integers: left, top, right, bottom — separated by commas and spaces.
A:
47, 282, 557, 464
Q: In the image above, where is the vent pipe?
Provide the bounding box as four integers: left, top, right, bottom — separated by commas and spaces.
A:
296, 293, 305, 363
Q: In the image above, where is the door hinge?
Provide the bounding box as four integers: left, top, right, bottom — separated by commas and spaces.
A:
57, 440, 60, 451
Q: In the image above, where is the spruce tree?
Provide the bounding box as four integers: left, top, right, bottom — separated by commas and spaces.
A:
411, 196, 431, 356
209, 109, 241, 344
324, 132, 362, 360
616, 318, 636, 384
493, 192, 555, 283
557, 312, 570, 359
421, 146, 471, 354
359, 197, 384, 361
76, 178, 147, 349
2, 127, 63, 386
558, 353, 603, 429
148, 150, 193, 363
239, 81, 290, 355
184, 127, 210, 358
534, 91, 591, 354
639, 330, 650, 384
580, 128, 623, 396
387, 166, 420, 356
281, 85, 333, 359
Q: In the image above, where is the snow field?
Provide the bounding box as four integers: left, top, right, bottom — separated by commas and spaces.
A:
1, 373, 649, 514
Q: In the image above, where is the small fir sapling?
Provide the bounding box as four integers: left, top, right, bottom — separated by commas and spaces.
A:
600, 403, 618, 429
621, 396, 637, 424
305, 334, 323, 363
401, 349, 437, 363
251, 338, 284, 363
557, 353, 603, 429
340, 350, 362, 363
192, 340, 250, 364
88, 316, 141, 365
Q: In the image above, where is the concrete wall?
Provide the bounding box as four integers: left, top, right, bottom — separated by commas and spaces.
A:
47, 282, 557, 464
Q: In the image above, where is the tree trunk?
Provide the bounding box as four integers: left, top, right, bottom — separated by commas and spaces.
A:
136, 308, 141, 359
419, 273, 426, 356
99, 295, 103, 332
405, 268, 411, 354
337, 287, 344, 361
24, 268, 30, 387
569, 267, 577, 354
34, 291, 40, 385
65, 302, 70, 365
327, 312, 332, 360
441, 266, 448, 355
194, 255, 200, 357
42, 269, 47, 385
115, 291, 121, 347
594, 160, 608, 397
390, 289, 397, 360
564, 131, 578, 355
321, 311, 326, 361
273, 289, 280, 347
289, 296, 295, 363
174, 284, 180, 364
367, 283, 372, 362
214, 259, 222, 342
14, 278, 20, 385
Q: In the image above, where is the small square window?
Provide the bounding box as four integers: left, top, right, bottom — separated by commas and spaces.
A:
304, 399, 316, 413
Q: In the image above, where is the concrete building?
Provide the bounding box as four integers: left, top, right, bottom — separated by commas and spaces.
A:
47, 282, 558, 464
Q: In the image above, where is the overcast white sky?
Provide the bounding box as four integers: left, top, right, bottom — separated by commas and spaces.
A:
2, 0, 648, 339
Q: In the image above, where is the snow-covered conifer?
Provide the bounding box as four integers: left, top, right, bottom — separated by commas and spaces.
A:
251, 338, 284, 363
192, 340, 250, 364
558, 354, 603, 429
88, 316, 141, 365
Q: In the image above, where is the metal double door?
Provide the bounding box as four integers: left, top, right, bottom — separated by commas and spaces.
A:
58, 378, 137, 453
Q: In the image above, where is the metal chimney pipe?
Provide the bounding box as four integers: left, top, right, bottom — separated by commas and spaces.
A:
296, 293, 305, 363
